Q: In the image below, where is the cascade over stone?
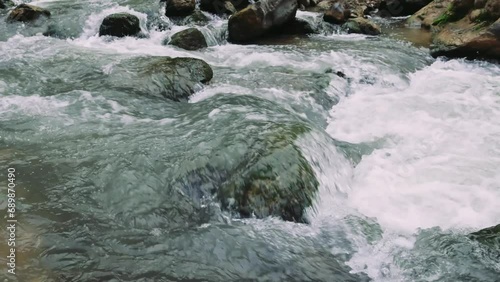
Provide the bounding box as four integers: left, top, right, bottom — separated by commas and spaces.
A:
228, 0, 299, 43
171, 113, 320, 223
99, 13, 141, 37
166, 28, 208, 50
6, 4, 50, 23
164, 0, 196, 17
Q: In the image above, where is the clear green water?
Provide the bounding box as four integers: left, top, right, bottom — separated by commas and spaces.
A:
1, 1, 499, 281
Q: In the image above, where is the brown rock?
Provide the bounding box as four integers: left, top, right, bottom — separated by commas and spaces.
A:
430, 18, 500, 59
468, 8, 486, 21
6, 4, 50, 23
484, 0, 500, 20
407, 0, 453, 29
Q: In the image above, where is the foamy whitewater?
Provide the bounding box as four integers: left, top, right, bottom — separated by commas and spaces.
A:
0, 1, 499, 281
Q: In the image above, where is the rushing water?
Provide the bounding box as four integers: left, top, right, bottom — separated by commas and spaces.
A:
1, 0, 500, 281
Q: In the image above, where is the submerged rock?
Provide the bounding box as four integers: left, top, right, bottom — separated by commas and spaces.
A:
6, 4, 50, 23
128, 57, 213, 101
164, 0, 196, 17
166, 28, 208, 50
98, 13, 141, 37
228, 0, 298, 43
174, 116, 320, 223
219, 142, 319, 222
343, 17, 381, 35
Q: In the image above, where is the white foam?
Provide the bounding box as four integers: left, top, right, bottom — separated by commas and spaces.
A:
322, 59, 500, 279
0, 95, 70, 118
328, 59, 500, 232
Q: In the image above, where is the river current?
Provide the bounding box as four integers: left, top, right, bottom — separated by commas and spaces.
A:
1, 0, 499, 281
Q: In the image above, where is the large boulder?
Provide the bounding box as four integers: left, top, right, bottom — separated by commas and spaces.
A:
430, 18, 500, 59
166, 28, 208, 50
228, 0, 299, 43
200, 0, 250, 15
343, 17, 381, 35
98, 13, 141, 37
164, 0, 196, 17
108, 56, 213, 101
408, 0, 499, 60
6, 4, 50, 23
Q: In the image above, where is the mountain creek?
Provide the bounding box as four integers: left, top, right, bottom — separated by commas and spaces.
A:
0, 0, 499, 281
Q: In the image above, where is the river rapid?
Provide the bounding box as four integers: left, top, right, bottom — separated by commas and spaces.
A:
1, 0, 500, 281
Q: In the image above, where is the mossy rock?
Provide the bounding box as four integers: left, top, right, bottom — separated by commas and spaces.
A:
214, 123, 318, 223
170, 117, 320, 223
109, 56, 213, 101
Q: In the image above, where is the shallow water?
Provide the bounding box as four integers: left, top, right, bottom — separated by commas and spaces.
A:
1, 1, 499, 281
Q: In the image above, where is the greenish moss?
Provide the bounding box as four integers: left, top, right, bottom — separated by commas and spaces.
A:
432, 12, 452, 25
432, 4, 459, 26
